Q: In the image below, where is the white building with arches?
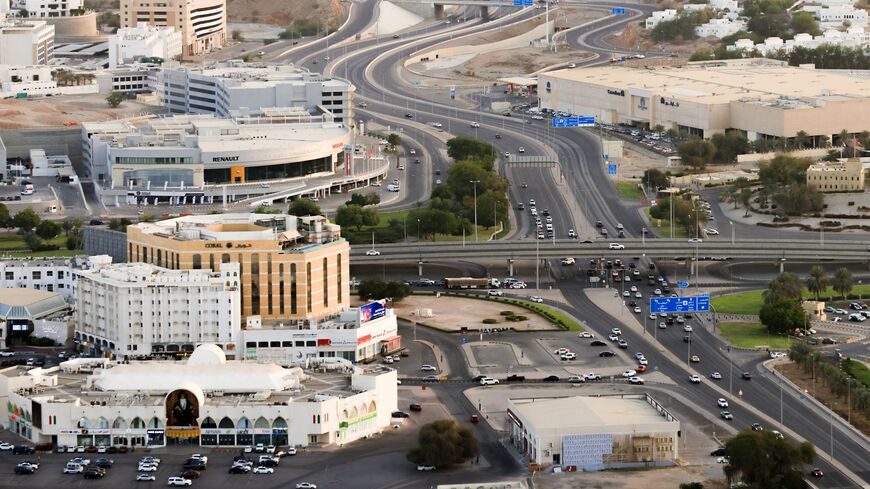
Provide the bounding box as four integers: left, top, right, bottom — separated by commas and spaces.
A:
2, 344, 397, 449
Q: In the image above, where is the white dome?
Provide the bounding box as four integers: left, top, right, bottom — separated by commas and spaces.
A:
187, 344, 226, 366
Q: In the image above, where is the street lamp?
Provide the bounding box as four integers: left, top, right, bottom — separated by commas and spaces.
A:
469, 180, 480, 241
416, 218, 421, 242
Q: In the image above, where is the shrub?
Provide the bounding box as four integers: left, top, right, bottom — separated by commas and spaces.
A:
482, 318, 498, 324
499, 311, 515, 316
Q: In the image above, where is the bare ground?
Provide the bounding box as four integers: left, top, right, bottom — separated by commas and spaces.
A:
535, 464, 727, 489
226, 0, 344, 27
0, 94, 165, 128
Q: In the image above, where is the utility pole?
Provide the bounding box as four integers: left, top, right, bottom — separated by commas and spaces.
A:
470, 180, 480, 241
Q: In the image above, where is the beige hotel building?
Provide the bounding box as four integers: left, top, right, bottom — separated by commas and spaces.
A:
120, 0, 226, 56
126, 213, 350, 322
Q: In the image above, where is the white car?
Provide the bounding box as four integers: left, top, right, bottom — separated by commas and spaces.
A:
648, 313, 657, 320
138, 464, 157, 472
609, 243, 625, 250
717, 398, 729, 408
689, 375, 701, 383
518, 147, 525, 153
721, 411, 733, 420
253, 466, 274, 474
480, 377, 499, 385
561, 257, 575, 265
688, 238, 703, 244
488, 290, 503, 297
635, 292, 642, 298
638, 357, 648, 365
504, 152, 511, 158
633, 306, 642, 313
611, 328, 622, 335
510, 282, 527, 289
244, 446, 254, 453
705, 228, 719, 235
167, 478, 193, 487
684, 325, 693, 332
584, 372, 602, 381
64, 464, 84, 474
608, 334, 619, 341
711, 372, 722, 380
0, 442, 13, 450
578, 332, 593, 338
365, 250, 380, 256
628, 376, 644, 385
568, 376, 584, 383
191, 454, 208, 464
136, 473, 156, 481
630, 286, 638, 292
529, 296, 543, 303
622, 369, 637, 377
421, 365, 437, 372
417, 465, 436, 471
560, 352, 576, 361
470, 122, 480, 128
296, 484, 318, 489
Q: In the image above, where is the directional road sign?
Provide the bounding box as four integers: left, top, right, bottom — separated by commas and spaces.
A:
552, 116, 595, 128
649, 294, 711, 313
612, 7, 626, 14
678, 281, 689, 288
461, 336, 467, 344
607, 164, 617, 175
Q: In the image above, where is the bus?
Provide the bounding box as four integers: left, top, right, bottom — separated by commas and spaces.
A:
20, 181, 33, 195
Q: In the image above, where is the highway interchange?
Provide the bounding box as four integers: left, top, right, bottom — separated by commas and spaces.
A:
264, 0, 870, 487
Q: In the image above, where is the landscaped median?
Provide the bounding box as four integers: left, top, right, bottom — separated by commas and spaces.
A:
718, 321, 793, 350
436, 292, 584, 332
712, 287, 870, 316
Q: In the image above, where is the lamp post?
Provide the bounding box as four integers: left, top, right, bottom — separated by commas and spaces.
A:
469, 180, 480, 241
416, 218, 421, 242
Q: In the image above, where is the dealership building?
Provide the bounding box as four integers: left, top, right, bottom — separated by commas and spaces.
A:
540, 59, 870, 143
2, 344, 398, 448
81, 110, 351, 200
507, 395, 680, 470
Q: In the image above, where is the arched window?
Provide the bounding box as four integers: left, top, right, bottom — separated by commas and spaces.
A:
95, 417, 109, 429
218, 417, 234, 429
77, 417, 92, 429
200, 417, 217, 429
254, 417, 270, 429
272, 417, 287, 429
369, 400, 377, 413
237, 417, 252, 429
360, 403, 368, 414
148, 417, 164, 429
130, 417, 145, 429
112, 417, 128, 430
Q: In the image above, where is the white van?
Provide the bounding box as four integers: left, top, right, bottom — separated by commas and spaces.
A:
387, 184, 400, 192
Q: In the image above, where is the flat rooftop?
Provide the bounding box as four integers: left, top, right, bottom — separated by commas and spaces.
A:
547, 60, 870, 105
511, 395, 678, 431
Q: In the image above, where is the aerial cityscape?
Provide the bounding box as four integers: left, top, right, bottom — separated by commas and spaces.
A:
0, 0, 867, 487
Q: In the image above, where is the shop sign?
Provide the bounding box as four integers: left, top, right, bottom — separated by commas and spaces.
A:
146, 429, 164, 434
253, 428, 271, 435
91, 429, 111, 435
60, 429, 82, 435
200, 429, 220, 435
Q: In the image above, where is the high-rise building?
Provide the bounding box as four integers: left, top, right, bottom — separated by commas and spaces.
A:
119, 0, 225, 56
0, 19, 54, 65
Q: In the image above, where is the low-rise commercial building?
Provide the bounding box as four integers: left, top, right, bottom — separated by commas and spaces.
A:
74, 261, 241, 359
120, 0, 225, 56
108, 22, 182, 69
507, 394, 680, 470
0, 256, 90, 299
82, 111, 350, 193
540, 59, 870, 142
0, 287, 71, 346
158, 61, 353, 123
806, 159, 866, 192
3, 344, 398, 448
0, 19, 54, 65
14, 0, 83, 18
126, 213, 350, 323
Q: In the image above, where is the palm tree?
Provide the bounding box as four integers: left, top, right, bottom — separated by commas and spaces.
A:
832, 267, 854, 300
806, 265, 828, 300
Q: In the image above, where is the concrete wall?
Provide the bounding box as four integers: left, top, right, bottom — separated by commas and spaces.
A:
736, 148, 828, 163
44, 12, 98, 38
83, 227, 128, 263
0, 127, 82, 163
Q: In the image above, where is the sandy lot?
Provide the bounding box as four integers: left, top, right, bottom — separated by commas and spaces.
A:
535, 464, 727, 489
226, 0, 344, 26
0, 94, 165, 128
390, 295, 562, 332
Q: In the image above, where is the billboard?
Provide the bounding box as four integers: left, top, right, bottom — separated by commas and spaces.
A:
360, 300, 386, 324
166, 389, 199, 428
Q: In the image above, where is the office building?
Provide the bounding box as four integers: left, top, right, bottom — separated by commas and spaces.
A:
507, 395, 681, 470
0, 19, 54, 65
806, 159, 866, 192
120, 0, 224, 56
108, 22, 182, 69
126, 213, 350, 322
158, 61, 353, 122
540, 59, 870, 142
15, 0, 83, 18
74, 261, 241, 359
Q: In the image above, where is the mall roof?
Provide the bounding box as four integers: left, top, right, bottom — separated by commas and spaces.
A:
510, 395, 679, 433
545, 60, 870, 105
0, 288, 69, 320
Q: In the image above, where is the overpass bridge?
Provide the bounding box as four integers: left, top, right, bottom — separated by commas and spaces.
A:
350, 238, 870, 269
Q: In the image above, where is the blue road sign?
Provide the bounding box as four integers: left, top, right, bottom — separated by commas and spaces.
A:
523, 0, 534, 5
678, 281, 689, 288
650, 294, 710, 313
612, 7, 625, 14
552, 116, 595, 128
607, 164, 617, 175
513, 0, 523, 5
461, 336, 468, 344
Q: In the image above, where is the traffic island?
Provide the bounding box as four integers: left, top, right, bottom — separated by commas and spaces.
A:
388, 294, 564, 332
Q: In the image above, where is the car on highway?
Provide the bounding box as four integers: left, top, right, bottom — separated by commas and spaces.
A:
611, 328, 622, 335
717, 398, 729, 408
622, 369, 637, 378
422, 375, 439, 382
633, 306, 642, 313
638, 357, 648, 365
529, 296, 543, 303
599, 351, 615, 358
584, 372, 602, 381
488, 290, 503, 297
608, 243, 624, 250
688, 375, 701, 383
658, 322, 667, 329
421, 365, 437, 372
296, 483, 318, 489
590, 340, 606, 346
688, 238, 703, 244
720, 411, 733, 420
417, 465, 436, 471
470, 122, 480, 128
518, 147, 525, 153
751, 423, 763, 431
618, 340, 628, 349
742, 372, 752, 380
480, 377, 499, 385
404, 113, 414, 118
561, 257, 575, 266
568, 376, 584, 383
711, 372, 722, 380
684, 325, 693, 332
365, 249, 380, 256
810, 468, 824, 478
608, 334, 619, 341
578, 331, 593, 338
705, 228, 719, 235
504, 152, 511, 157
628, 377, 644, 385
691, 355, 700, 363
568, 229, 577, 238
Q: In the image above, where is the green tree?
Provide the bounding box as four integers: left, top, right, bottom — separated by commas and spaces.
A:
790, 11, 821, 36
793, 130, 810, 150
805, 265, 828, 301
650, 11, 707, 42
105, 91, 124, 108
231, 29, 243, 41
35, 219, 60, 240
347, 192, 380, 207
384, 280, 412, 302
641, 169, 670, 190
406, 419, 480, 468
12, 208, 40, 233
723, 430, 815, 488
475, 190, 508, 228
773, 183, 824, 215
747, 12, 790, 39
108, 217, 133, 232
358, 279, 410, 302
759, 298, 805, 334
387, 133, 401, 151
758, 155, 812, 186
679, 484, 704, 489
335, 204, 365, 230
0, 202, 10, 228
409, 208, 461, 240
677, 139, 716, 170
832, 267, 853, 299
711, 131, 750, 164
763, 272, 803, 304
288, 198, 321, 216
446, 137, 496, 169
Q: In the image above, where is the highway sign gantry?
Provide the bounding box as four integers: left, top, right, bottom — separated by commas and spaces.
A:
552, 116, 595, 128
650, 294, 710, 313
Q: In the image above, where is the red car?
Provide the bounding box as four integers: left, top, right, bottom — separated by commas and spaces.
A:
470, 415, 480, 424
410, 403, 422, 412
181, 470, 201, 479
810, 468, 823, 477
636, 365, 647, 373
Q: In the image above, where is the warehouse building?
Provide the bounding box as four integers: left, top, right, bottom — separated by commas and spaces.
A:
540, 59, 870, 144
507, 395, 680, 471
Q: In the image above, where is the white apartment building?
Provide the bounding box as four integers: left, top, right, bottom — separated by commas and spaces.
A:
0, 64, 52, 95
158, 61, 354, 123
0, 256, 91, 299
120, 0, 225, 56
729, 28, 870, 55
802, 4, 869, 28
108, 22, 182, 69
0, 19, 54, 65
14, 0, 83, 18
645, 9, 677, 29
242, 302, 401, 364
95, 66, 157, 95
74, 261, 241, 359
694, 18, 746, 38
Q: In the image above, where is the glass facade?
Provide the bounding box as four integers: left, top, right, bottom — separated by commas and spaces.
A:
204, 156, 331, 184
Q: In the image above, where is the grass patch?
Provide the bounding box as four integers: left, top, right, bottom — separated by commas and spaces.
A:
615, 181, 643, 200
844, 359, 870, 389
712, 290, 765, 315
0, 232, 73, 255
0, 249, 80, 257
493, 297, 584, 331
644, 208, 688, 239
718, 321, 793, 349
